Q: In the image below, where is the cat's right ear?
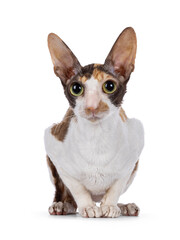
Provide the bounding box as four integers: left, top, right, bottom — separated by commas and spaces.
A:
48, 33, 81, 87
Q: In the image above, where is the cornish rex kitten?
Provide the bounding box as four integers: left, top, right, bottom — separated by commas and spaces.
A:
44, 27, 144, 218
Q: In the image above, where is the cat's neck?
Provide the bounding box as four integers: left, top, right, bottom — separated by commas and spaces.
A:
74, 107, 122, 136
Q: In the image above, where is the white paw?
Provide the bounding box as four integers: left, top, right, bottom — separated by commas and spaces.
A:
101, 205, 121, 218
79, 206, 102, 218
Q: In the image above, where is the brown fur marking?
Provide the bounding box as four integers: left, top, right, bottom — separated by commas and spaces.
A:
93, 68, 114, 82
85, 100, 109, 115
51, 108, 74, 141
94, 64, 101, 68
117, 203, 140, 216
131, 160, 139, 175
125, 160, 139, 191
79, 75, 88, 83
47, 155, 77, 208
93, 68, 104, 82
79, 64, 115, 83
120, 108, 128, 122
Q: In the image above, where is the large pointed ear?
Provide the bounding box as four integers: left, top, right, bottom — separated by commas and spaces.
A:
48, 33, 81, 87
104, 27, 137, 83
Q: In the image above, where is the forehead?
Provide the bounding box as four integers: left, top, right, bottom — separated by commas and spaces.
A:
78, 64, 116, 84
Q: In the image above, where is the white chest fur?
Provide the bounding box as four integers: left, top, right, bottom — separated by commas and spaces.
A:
44, 110, 144, 195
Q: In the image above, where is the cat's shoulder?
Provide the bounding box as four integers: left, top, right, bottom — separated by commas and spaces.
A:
44, 108, 75, 161
119, 108, 144, 132
50, 108, 75, 141
119, 108, 144, 153
44, 108, 75, 147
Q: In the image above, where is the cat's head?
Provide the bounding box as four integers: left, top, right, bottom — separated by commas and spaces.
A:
48, 27, 137, 122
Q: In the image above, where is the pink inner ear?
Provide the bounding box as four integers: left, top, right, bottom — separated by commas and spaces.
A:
113, 47, 132, 65
65, 67, 76, 80
111, 49, 135, 78
54, 65, 75, 82
104, 27, 137, 79
48, 33, 81, 84
53, 42, 74, 71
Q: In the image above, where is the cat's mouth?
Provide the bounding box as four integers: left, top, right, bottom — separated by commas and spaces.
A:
78, 107, 110, 122
86, 112, 105, 122
88, 115, 101, 122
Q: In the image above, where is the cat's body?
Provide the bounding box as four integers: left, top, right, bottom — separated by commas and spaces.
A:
45, 106, 143, 199
44, 28, 144, 218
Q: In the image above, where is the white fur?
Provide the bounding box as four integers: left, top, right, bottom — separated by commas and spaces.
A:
44, 77, 144, 217
44, 110, 144, 196
84, 78, 101, 110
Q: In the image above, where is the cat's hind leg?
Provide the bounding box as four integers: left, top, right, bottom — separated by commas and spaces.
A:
47, 156, 77, 215
117, 203, 140, 216
117, 161, 140, 216
100, 161, 139, 218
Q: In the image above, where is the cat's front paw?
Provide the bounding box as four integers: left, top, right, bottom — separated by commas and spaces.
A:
101, 205, 121, 218
79, 206, 102, 218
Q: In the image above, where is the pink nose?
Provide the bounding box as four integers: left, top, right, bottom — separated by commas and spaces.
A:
85, 106, 96, 114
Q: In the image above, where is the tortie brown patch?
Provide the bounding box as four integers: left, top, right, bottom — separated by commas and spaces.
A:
117, 203, 140, 216
79, 64, 103, 83
126, 160, 139, 186
47, 156, 77, 214
131, 160, 139, 175
93, 67, 114, 82
85, 100, 109, 115
79, 75, 88, 83
120, 107, 128, 122
93, 64, 101, 68
51, 108, 75, 141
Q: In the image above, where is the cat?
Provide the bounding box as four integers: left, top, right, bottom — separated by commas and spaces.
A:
44, 27, 144, 218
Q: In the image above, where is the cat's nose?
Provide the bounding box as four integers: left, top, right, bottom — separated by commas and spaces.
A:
85, 91, 100, 114
85, 106, 96, 114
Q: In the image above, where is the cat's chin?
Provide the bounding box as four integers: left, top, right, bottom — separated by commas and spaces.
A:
78, 111, 112, 123
80, 112, 112, 123
81, 115, 103, 123
85, 114, 109, 123
88, 116, 101, 122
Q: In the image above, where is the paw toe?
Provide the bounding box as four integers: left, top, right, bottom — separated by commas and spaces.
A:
49, 201, 77, 215
127, 203, 140, 216
79, 206, 102, 218
49, 202, 63, 215
63, 202, 76, 215
101, 205, 121, 218
118, 203, 140, 216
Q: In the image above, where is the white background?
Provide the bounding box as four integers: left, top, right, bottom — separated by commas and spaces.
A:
0, 0, 180, 239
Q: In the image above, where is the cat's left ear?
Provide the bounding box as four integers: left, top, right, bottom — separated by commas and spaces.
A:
48, 33, 81, 87
104, 27, 137, 83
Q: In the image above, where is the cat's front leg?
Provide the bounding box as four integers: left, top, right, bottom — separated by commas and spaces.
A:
60, 170, 102, 218
100, 177, 129, 218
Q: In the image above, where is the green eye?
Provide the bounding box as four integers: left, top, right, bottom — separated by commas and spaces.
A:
70, 82, 84, 96
103, 80, 117, 94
